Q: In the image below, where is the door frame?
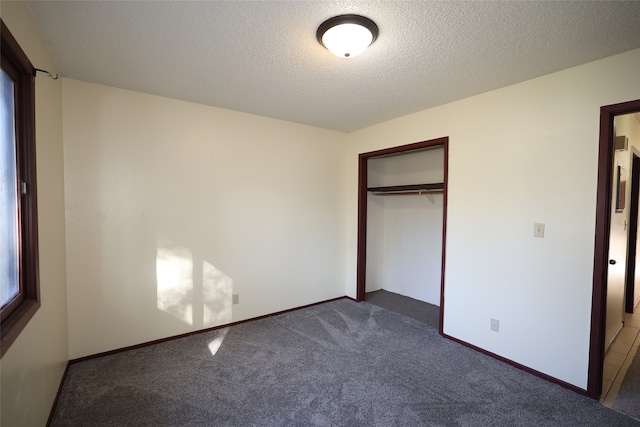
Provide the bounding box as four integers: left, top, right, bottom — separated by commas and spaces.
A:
355, 137, 448, 334
625, 148, 640, 313
588, 99, 640, 398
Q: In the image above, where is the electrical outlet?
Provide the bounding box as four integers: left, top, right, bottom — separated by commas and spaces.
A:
490, 318, 500, 333
232, 294, 239, 305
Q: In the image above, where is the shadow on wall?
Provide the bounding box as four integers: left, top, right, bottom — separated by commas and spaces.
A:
155, 233, 233, 330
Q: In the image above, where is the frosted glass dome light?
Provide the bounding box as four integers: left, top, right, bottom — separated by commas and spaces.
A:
317, 15, 378, 58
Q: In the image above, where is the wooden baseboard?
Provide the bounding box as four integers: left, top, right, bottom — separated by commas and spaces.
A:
47, 296, 350, 424
441, 332, 588, 398
69, 295, 350, 364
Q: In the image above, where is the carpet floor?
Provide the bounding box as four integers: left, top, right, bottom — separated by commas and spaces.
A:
50, 299, 638, 426
365, 289, 440, 330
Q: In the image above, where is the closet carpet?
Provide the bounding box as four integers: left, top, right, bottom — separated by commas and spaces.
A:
50, 299, 637, 426
365, 289, 440, 330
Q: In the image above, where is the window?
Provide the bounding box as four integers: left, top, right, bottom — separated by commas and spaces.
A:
1, 20, 40, 357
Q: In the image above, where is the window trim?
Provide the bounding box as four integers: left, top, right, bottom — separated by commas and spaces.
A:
1, 19, 40, 358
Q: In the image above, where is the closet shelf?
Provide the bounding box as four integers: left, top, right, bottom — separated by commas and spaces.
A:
367, 183, 444, 195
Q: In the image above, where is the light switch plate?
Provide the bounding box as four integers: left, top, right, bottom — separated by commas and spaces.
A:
534, 223, 545, 238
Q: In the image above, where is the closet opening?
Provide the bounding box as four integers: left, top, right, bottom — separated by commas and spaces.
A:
356, 137, 448, 334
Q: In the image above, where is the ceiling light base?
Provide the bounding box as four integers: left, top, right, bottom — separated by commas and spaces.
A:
317, 15, 379, 58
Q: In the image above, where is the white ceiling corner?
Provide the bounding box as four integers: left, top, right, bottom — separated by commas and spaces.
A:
27, 1, 640, 132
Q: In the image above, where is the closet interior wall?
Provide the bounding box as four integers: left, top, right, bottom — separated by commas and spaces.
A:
366, 147, 445, 306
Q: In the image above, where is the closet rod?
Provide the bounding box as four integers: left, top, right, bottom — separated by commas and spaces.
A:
370, 190, 444, 196
367, 183, 444, 195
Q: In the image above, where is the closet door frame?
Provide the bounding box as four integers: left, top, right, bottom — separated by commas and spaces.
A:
356, 137, 448, 334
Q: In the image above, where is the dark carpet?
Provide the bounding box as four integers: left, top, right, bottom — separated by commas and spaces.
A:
366, 289, 440, 330
613, 346, 640, 421
50, 299, 638, 426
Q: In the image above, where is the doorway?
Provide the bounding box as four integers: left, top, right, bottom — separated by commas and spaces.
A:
356, 137, 448, 335
625, 149, 640, 314
589, 99, 640, 399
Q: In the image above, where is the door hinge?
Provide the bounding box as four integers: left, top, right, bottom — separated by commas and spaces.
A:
21, 181, 27, 195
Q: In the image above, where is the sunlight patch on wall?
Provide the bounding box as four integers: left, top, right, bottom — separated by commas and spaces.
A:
203, 261, 233, 327
156, 245, 194, 325
156, 234, 234, 329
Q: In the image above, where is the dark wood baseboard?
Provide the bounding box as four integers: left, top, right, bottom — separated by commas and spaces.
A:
441, 332, 587, 397
47, 295, 591, 426
69, 295, 349, 365
46, 361, 71, 427
46, 295, 349, 425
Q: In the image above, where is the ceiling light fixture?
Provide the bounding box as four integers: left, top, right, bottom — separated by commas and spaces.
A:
316, 15, 378, 58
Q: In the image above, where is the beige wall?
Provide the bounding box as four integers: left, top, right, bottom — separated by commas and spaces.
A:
0, 2, 68, 426
62, 79, 348, 359
346, 48, 640, 390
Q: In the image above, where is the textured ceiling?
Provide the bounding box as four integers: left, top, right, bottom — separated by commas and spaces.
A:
27, 1, 640, 132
